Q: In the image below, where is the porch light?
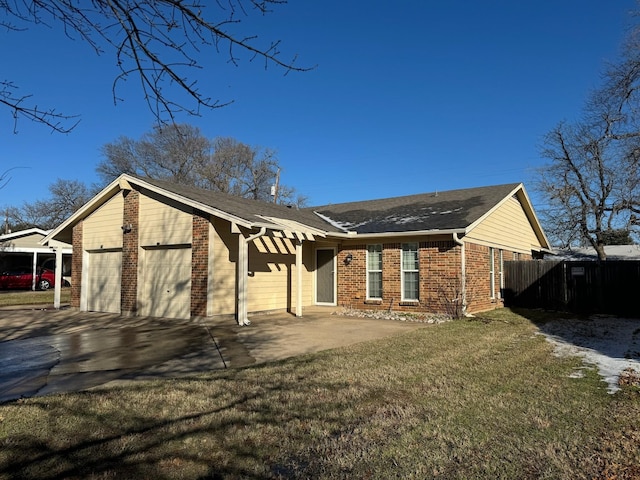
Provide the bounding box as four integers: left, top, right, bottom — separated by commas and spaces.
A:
344, 253, 353, 265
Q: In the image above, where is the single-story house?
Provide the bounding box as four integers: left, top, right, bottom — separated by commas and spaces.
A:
0, 228, 72, 290
42, 174, 551, 323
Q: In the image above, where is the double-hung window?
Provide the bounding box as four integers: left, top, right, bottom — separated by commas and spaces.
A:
401, 243, 419, 301
367, 244, 382, 299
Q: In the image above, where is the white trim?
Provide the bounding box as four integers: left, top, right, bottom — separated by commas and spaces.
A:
326, 228, 466, 240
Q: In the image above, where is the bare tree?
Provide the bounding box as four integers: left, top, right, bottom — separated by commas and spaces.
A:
98, 124, 210, 184
97, 124, 306, 205
536, 11, 640, 259
8, 179, 96, 230
2, 1, 310, 132
536, 120, 639, 259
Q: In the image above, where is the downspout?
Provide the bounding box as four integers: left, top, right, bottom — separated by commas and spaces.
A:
453, 232, 467, 316
237, 227, 267, 326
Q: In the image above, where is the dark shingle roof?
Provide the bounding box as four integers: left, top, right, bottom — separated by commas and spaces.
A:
134, 176, 520, 235
308, 183, 521, 234
134, 176, 342, 233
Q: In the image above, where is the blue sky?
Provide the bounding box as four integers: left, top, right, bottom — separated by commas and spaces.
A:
1, 1, 637, 214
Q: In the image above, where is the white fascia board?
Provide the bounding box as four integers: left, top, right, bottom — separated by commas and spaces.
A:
255, 215, 328, 238
325, 228, 467, 240
0, 228, 49, 241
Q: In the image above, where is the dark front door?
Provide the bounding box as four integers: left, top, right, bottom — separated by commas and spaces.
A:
316, 249, 335, 304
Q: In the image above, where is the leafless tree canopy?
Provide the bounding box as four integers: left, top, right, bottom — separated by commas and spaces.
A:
536, 17, 640, 259
97, 123, 306, 205
2, 0, 309, 132
7, 178, 96, 230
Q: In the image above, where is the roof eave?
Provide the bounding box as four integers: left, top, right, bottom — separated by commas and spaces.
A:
465, 183, 551, 250
326, 228, 467, 239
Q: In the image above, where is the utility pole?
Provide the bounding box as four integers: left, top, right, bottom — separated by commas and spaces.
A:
272, 168, 280, 204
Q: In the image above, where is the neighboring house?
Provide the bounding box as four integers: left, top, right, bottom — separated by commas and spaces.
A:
0, 228, 72, 289
553, 245, 640, 261
42, 174, 551, 322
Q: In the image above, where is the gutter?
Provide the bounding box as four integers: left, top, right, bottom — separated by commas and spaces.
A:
326, 228, 467, 240
453, 232, 467, 316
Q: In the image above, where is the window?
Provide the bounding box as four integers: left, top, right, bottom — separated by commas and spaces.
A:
489, 247, 496, 299
401, 243, 419, 301
367, 244, 382, 299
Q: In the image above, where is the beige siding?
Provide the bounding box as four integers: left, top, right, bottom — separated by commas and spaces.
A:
209, 218, 237, 316
83, 194, 124, 250
208, 219, 315, 315
5, 233, 46, 248
247, 238, 314, 312
139, 193, 192, 247
466, 196, 541, 252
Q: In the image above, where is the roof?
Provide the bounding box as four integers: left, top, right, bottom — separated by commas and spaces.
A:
0, 228, 49, 242
43, 175, 548, 249
309, 183, 522, 234
554, 245, 640, 261
137, 176, 341, 234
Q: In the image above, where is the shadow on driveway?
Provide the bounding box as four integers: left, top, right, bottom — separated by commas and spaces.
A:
0, 306, 425, 403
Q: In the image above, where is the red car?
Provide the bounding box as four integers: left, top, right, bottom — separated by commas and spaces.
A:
0, 267, 56, 290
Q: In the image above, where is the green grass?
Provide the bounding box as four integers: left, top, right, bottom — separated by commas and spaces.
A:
0, 288, 71, 307
1, 309, 639, 479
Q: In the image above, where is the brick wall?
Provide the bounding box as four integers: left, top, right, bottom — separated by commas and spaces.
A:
335, 239, 536, 315
336, 241, 463, 314
464, 244, 532, 313
191, 210, 209, 317
121, 189, 139, 315
71, 221, 83, 308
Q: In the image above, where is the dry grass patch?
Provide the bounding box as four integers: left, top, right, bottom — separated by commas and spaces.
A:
0, 289, 71, 307
1, 309, 639, 479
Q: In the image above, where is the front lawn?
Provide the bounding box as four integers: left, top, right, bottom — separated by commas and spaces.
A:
0, 309, 638, 479
0, 288, 71, 307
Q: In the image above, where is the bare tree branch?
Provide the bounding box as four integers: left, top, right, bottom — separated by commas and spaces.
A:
2, 0, 312, 132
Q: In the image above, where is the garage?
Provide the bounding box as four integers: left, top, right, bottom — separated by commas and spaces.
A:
139, 246, 192, 319
87, 250, 122, 314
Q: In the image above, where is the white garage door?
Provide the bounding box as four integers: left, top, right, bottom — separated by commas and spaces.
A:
140, 247, 192, 319
87, 251, 122, 314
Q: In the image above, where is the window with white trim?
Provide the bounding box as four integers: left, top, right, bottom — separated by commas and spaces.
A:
401, 243, 419, 301
489, 247, 496, 299
367, 244, 382, 299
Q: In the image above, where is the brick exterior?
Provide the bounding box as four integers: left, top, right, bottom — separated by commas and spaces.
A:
70, 221, 83, 308
121, 189, 139, 315
337, 239, 534, 315
337, 241, 463, 314
191, 210, 209, 317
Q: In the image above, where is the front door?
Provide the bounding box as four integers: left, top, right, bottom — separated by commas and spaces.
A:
316, 248, 335, 304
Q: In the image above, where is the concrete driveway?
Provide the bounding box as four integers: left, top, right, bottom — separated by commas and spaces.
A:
0, 306, 425, 403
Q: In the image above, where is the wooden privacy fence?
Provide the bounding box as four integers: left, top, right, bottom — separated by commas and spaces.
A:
503, 260, 640, 316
